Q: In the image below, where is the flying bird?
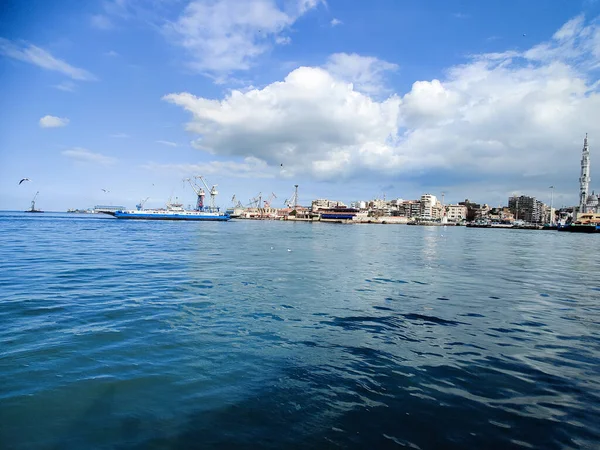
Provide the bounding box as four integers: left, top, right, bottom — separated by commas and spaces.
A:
522, 33, 526, 37
18, 178, 31, 185
101, 189, 110, 193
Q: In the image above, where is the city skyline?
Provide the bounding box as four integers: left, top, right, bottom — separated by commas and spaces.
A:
2, 1, 600, 211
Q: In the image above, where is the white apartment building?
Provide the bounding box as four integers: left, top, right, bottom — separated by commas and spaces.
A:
312, 199, 346, 210
446, 204, 468, 222
420, 194, 438, 219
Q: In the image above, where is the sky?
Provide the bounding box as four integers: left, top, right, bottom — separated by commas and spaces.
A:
2, 0, 600, 211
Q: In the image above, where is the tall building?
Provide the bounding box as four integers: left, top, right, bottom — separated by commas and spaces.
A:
420, 194, 437, 219
579, 133, 591, 214
508, 195, 545, 223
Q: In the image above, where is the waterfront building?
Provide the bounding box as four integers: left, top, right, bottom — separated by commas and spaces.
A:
446, 204, 468, 222
508, 195, 546, 224
393, 200, 420, 218
311, 199, 346, 210
420, 194, 438, 220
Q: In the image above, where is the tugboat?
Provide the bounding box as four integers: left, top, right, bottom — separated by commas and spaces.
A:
25, 191, 43, 213
110, 176, 230, 221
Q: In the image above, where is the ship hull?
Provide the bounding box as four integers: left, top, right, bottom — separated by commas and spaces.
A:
558, 224, 600, 233
113, 211, 230, 221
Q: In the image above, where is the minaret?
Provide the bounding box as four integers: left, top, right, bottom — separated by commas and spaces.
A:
579, 133, 590, 214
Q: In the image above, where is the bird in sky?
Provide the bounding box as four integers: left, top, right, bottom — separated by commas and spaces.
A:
18, 178, 31, 185
101, 188, 110, 193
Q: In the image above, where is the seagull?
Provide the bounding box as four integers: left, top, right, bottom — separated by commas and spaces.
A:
287, 249, 291, 252
101, 189, 110, 193
18, 178, 31, 185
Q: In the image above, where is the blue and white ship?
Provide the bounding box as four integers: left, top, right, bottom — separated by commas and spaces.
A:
110, 176, 230, 221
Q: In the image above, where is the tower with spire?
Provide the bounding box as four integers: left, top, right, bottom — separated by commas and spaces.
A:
578, 133, 590, 215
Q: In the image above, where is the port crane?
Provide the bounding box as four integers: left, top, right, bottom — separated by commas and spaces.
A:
136, 197, 150, 211
248, 192, 262, 209
284, 185, 299, 209
185, 175, 219, 211
184, 177, 205, 210
231, 195, 243, 208
29, 191, 40, 212
263, 192, 277, 209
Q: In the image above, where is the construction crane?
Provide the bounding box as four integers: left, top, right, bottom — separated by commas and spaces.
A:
285, 185, 299, 209
136, 197, 150, 211
184, 176, 207, 211
263, 192, 277, 209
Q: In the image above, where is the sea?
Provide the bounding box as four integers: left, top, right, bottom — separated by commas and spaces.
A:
1, 211, 599, 449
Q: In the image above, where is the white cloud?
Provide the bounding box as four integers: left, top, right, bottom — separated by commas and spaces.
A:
39, 115, 69, 128
0, 38, 96, 81
330, 18, 342, 27
164, 0, 321, 76
91, 14, 113, 30
61, 148, 117, 166
324, 52, 398, 95
163, 15, 600, 202
156, 140, 178, 147
452, 13, 470, 19
275, 36, 292, 45
142, 157, 274, 178
163, 66, 401, 179
110, 133, 130, 138
105, 50, 119, 57
53, 80, 77, 92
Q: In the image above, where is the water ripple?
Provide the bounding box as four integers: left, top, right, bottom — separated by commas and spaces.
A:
0, 212, 599, 449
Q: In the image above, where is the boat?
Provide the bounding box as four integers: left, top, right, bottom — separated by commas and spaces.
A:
110, 176, 230, 221
317, 206, 359, 220
466, 219, 491, 228
557, 212, 600, 233
25, 191, 43, 213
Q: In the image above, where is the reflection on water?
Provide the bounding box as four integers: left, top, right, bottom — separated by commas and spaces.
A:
0, 212, 599, 449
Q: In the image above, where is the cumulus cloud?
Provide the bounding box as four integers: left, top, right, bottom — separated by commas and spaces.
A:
0, 38, 96, 81
164, 0, 322, 77
61, 148, 117, 166
163, 66, 401, 179
39, 115, 69, 128
163, 15, 600, 202
325, 52, 398, 95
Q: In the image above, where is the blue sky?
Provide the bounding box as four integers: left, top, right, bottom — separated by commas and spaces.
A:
1, 0, 600, 211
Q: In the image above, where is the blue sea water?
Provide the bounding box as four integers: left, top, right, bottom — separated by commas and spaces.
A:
1, 211, 599, 449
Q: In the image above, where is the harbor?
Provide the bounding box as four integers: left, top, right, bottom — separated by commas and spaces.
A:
18, 135, 598, 233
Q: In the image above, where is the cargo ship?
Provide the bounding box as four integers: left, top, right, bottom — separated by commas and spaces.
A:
108, 176, 230, 221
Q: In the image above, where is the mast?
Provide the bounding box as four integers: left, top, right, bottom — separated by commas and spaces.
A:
579, 133, 590, 214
